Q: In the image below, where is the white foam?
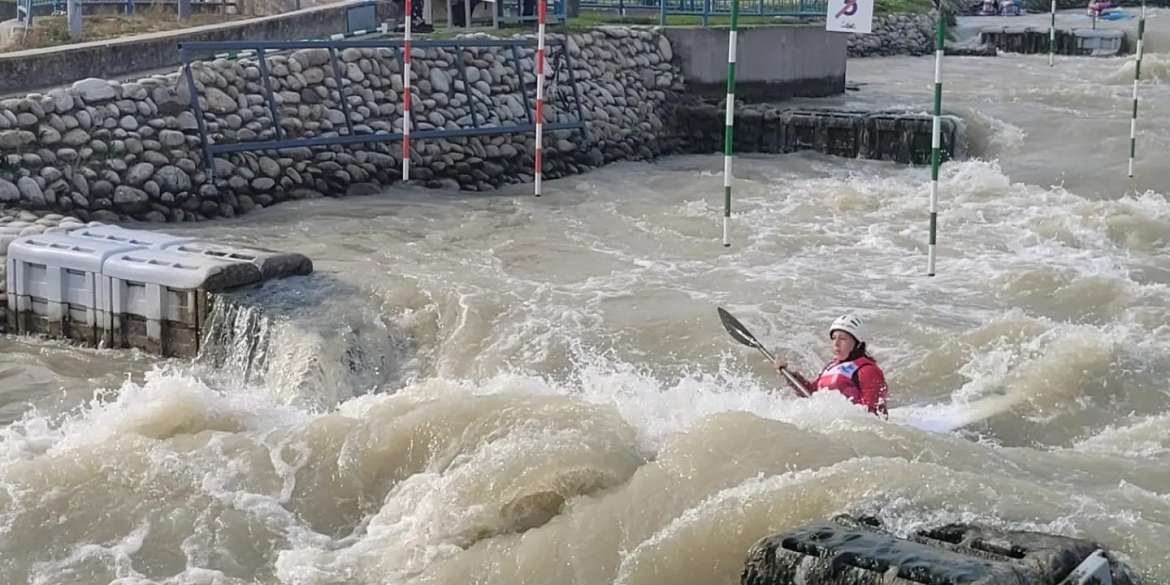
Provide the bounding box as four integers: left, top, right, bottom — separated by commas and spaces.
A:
6, 123, 1170, 583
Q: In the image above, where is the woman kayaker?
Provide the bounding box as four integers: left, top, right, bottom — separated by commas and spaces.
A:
772, 314, 889, 418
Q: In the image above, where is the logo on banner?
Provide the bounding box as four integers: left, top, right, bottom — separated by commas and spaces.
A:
826, 0, 874, 34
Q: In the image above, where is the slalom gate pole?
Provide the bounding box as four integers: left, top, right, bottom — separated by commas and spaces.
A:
1129, 1, 1146, 178
927, 2, 945, 276
722, 0, 740, 247
403, 0, 413, 182
535, 0, 547, 196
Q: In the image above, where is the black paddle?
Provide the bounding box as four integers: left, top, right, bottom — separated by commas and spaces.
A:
717, 307, 810, 398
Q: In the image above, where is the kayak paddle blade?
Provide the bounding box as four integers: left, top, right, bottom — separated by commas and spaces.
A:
717, 307, 808, 398
717, 307, 775, 362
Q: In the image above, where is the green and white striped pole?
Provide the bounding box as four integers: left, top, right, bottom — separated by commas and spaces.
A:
1129, 1, 1146, 177
722, 0, 740, 247
1048, 0, 1056, 66
928, 0, 945, 277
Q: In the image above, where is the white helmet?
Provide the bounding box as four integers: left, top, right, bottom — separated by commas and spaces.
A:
829, 314, 868, 344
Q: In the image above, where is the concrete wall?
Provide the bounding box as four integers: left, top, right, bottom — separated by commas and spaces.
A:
663, 24, 846, 102
0, 0, 399, 96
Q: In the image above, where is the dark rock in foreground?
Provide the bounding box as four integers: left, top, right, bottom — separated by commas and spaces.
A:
742, 514, 1143, 585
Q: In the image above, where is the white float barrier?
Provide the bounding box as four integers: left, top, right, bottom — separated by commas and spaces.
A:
67, 224, 199, 250
6, 232, 142, 346
2, 223, 312, 357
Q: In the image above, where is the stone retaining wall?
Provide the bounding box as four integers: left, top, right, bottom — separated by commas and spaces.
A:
0, 22, 968, 232
0, 27, 685, 223
847, 12, 937, 57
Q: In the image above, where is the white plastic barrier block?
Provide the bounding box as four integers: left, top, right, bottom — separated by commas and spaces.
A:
1073, 29, 1124, 56
5, 232, 146, 335
101, 248, 257, 353
65, 224, 198, 250
159, 240, 313, 279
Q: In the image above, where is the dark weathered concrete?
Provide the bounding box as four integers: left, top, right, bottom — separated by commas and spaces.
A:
0, 0, 399, 96
979, 26, 1128, 56
741, 514, 1143, 585
673, 101, 963, 165
663, 25, 846, 102
945, 42, 998, 57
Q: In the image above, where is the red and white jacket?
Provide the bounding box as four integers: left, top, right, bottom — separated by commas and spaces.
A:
791, 356, 889, 417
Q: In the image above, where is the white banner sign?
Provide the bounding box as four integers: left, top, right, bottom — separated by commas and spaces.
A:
825, 0, 874, 34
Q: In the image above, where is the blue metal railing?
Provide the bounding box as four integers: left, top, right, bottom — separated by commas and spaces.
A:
176, 38, 590, 172
579, 0, 826, 25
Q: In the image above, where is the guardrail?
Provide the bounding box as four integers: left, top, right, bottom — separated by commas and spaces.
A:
177, 37, 589, 173
579, 0, 826, 25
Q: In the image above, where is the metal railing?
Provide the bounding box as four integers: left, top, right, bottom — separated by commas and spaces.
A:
177, 38, 589, 173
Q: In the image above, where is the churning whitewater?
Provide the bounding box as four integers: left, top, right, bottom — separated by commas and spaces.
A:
5, 16, 1170, 585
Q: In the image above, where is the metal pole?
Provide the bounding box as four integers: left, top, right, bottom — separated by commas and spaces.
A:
928, 2, 945, 276
1129, 1, 1145, 178
403, 0, 413, 182
67, 0, 81, 38
535, 0, 547, 196
722, 0, 740, 247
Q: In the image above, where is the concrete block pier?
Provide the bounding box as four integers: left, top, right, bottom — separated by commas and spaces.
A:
0, 211, 312, 358
674, 103, 964, 165
955, 11, 1139, 56
662, 25, 847, 101
742, 514, 1145, 585
980, 26, 1126, 56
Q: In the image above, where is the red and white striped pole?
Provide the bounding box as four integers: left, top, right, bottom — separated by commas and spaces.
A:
402, 0, 413, 182
534, 0, 546, 196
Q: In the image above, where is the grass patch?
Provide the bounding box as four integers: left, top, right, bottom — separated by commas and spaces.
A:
2, 4, 244, 53
875, 0, 936, 13
424, 11, 814, 36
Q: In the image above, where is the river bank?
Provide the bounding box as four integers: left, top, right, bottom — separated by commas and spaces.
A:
0, 22, 956, 224
0, 28, 687, 223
